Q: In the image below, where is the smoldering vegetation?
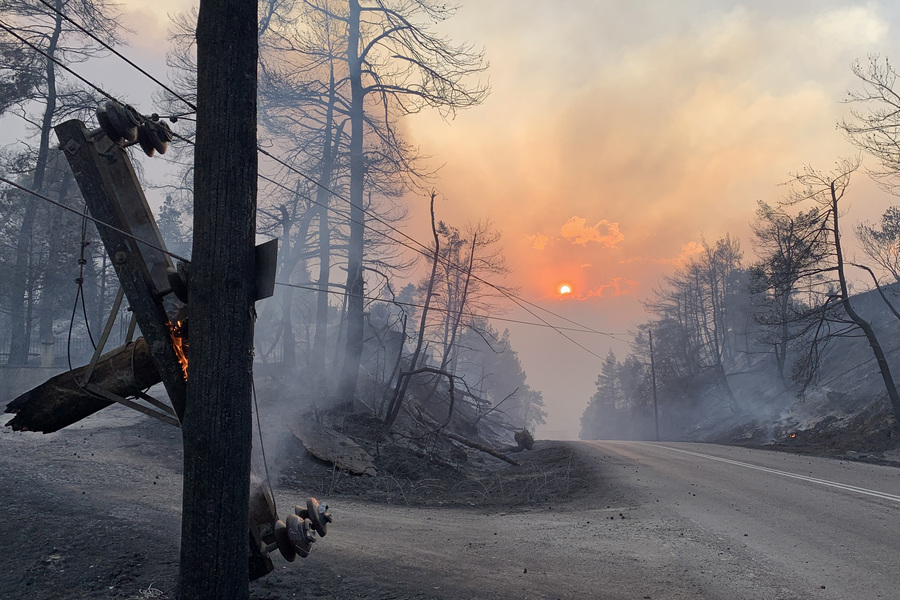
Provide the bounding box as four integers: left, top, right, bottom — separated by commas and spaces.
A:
580, 223, 900, 457
246, 278, 560, 505
0, 0, 558, 499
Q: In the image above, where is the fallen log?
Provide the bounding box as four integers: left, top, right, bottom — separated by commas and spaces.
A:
412, 409, 519, 466
4, 338, 164, 433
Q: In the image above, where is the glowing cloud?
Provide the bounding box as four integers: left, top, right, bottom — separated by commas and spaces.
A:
528, 232, 550, 250
621, 241, 707, 266
585, 278, 640, 298
560, 217, 624, 247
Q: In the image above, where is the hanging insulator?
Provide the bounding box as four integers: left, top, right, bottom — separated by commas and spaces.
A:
137, 124, 157, 157
285, 513, 316, 558
95, 105, 123, 144
104, 101, 141, 143
138, 120, 174, 156
303, 497, 332, 537
272, 519, 296, 562
152, 120, 173, 154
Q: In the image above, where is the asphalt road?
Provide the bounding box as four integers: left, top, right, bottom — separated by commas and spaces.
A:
314, 441, 900, 599
4, 409, 899, 599
573, 441, 900, 599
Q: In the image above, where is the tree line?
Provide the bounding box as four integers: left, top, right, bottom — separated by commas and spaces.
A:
0, 0, 545, 440
581, 56, 900, 441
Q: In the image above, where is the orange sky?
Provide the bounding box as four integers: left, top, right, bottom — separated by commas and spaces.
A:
110, 0, 900, 437
401, 1, 900, 436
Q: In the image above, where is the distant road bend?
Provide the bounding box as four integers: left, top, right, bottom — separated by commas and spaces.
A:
324, 441, 900, 599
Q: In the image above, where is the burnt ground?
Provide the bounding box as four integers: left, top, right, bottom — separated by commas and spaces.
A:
712, 400, 900, 467
0, 405, 595, 600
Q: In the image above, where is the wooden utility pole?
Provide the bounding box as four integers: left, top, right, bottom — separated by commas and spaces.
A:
649, 330, 660, 442
177, 0, 258, 597
54, 120, 187, 419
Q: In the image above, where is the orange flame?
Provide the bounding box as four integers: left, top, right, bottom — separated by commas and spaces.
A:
169, 320, 188, 381
789, 433, 796, 438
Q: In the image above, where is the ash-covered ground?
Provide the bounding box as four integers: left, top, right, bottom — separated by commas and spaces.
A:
0, 403, 594, 600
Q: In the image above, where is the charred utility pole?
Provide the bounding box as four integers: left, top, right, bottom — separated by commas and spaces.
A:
176, 0, 258, 597
54, 118, 187, 420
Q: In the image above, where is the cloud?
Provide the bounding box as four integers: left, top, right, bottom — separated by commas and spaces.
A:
528, 232, 549, 250
620, 241, 706, 266
560, 217, 624, 247
672, 241, 706, 264
584, 278, 640, 298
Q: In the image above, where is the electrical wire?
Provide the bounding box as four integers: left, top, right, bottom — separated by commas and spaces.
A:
274, 280, 604, 334
0, 17, 121, 106
0, 176, 192, 264
4, 9, 620, 355
256, 150, 622, 341
34, 0, 198, 113
256, 172, 627, 345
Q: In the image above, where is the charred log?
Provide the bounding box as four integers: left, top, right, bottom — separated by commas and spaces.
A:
4, 337, 163, 433
506, 429, 535, 453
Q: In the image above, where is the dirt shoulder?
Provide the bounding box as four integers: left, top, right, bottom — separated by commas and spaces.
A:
0, 407, 600, 600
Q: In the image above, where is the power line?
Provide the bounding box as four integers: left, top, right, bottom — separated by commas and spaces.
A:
0, 176, 191, 264
257, 149, 622, 342
0, 17, 120, 106
274, 280, 605, 334
34, 0, 198, 114
33, 0, 619, 347
4, 10, 620, 358
257, 171, 627, 344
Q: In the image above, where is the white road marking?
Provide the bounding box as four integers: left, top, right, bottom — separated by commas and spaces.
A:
649, 444, 900, 504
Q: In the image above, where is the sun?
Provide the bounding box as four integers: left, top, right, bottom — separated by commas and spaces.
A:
559, 284, 572, 295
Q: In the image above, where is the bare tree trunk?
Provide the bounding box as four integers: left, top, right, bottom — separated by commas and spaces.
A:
312, 75, 343, 382
177, 0, 258, 596
440, 234, 475, 377
37, 170, 74, 354
9, 1, 62, 365
337, 0, 365, 402
829, 181, 900, 424
277, 205, 314, 370
385, 193, 440, 427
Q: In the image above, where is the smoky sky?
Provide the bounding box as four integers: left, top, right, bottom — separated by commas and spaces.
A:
114, 0, 900, 437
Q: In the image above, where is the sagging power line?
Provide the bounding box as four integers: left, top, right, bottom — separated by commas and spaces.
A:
1, 6, 622, 357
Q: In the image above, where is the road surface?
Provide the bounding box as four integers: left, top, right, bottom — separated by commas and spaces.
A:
313, 441, 900, 599
3, 411, 899, 599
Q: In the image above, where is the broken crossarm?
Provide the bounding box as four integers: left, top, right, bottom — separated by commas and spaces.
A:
5, 337, 166, 433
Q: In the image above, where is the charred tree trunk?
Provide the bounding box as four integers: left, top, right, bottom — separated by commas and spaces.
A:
829, 181, 900, 425
5, 338, 162, 433
37, 171, 74, 358
177, 0, 258, 596
384, 193, 440, 427
337, 0, 365, 402
312, 69, 343, 382
8, 1, 62, 365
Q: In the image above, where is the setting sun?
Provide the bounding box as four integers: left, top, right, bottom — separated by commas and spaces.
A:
559, 284, 572, 295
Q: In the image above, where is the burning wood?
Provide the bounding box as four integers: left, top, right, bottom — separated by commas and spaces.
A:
4, 338, 164, 433
169, 320, 189, 381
